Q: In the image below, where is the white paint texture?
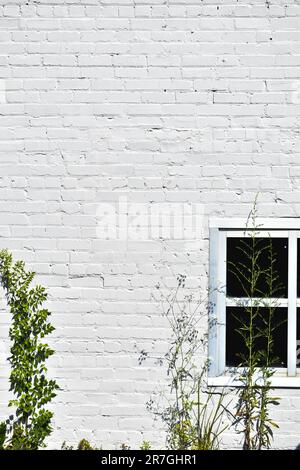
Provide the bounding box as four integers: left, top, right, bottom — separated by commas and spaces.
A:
0, 0, 300, 449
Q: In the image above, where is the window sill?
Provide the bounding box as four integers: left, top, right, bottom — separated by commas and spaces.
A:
207, 375, 300, 388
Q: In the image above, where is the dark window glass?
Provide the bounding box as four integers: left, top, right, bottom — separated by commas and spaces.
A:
297, 239, 300, 298
227, 237, 288, 298
297, 308, 300, 368
226, 307, 287, 368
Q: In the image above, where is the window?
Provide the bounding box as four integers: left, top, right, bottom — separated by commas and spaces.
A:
208, 218, 300, 388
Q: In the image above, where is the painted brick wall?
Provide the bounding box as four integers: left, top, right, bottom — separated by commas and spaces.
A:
0, 0, 300, 449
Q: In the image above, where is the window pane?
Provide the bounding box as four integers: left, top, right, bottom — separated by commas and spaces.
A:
226, 307, 287, 368
227, 237, 288, 298
297, 239, 300, 298
297, 308, 300, 368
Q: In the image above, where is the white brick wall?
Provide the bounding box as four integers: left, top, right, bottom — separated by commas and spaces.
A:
0, 0, 300, 449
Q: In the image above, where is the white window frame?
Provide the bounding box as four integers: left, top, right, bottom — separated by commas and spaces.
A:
208, 217, 300, 388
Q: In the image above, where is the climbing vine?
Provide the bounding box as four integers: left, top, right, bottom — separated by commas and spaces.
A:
0, 249, 58, 450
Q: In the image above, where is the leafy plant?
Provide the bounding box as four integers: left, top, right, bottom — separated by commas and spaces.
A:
139, 275, 230, 450
77, 438, 96, 450
0, 422, 6, 450
231, 200, 282, 449
0, 249, 59, 449
61, 439, 102, 450
140, 440, 151, 450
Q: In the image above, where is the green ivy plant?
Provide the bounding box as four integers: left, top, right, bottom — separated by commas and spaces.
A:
0, 249, 59, 450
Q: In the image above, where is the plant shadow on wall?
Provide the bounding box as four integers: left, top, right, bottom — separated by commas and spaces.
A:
0, 250, 58, 450
138, 274, 232, 450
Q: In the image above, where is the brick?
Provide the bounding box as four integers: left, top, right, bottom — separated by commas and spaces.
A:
0, 0, 298, 452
